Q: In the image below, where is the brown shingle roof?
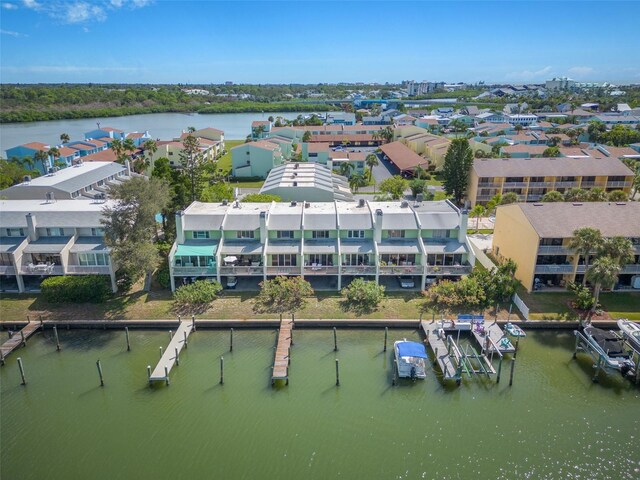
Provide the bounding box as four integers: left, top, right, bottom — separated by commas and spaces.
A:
505, 202, 640, 238
22, 142, 49, 151
473, 156, 634, 178
502, 145, 549, 155
380, 141, 429, 172
82, 149, 118, 162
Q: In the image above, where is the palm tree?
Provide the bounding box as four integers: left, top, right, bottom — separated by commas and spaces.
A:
349, 172, 367, 193
586, 256, 621, 315
514, 124, 524, 134
338, 162, 354, 178
599, 237, 634, 266
469, 205, 486, 232
34, 150, 50, 173
569, 227, 603, 286
20, 156, 35, 171
60, 133, 70, 144
111, 138, 137, 165
381, 126, 394, 144
140, 139, 158, 173
48, 147, 61, 169
365, 153, 378, 181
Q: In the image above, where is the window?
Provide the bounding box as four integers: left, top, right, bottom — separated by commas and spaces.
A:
432, 230, 450, 239
276, 231, 294, 239
6, 228, 24, 237
46, 228, 64, 236
236, 230, 255, 239
193, 231, 210, 239
312, 230, 329, 239
91, 228, 104, 236
347, 230, 365, 239
78, 253, 110, 266
387, 230, 405, 238
272, 254, 296, 266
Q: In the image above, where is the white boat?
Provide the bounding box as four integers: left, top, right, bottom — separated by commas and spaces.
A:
394, 340, 428, 379
504, 322, 526, 337
583, 325, 635, 376
617, 319, 640, 352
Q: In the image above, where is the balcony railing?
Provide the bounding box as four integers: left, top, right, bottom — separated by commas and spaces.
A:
503, 182, 528, 188
478, 183, 502, 189
19, 264, 64, 275
529, 181, 553, 187
606, 181, 632, 188
579, 182, 605, 188
621, 264, 640, 274
534, 264, 574, 274
427, 265, 473, 275
379, 265, 421, 275
0, 265, 16, 275
537, 245, 571, 254
173, 266, 217, 276
66, 265, 111, 274
527, 195, 543, 201
219, 265, 264, 275
341, 265, 377, 275
303, 266, 339, 275
265, 266, 300, 275
475, 195, 495, 201
554, 181, 579, 188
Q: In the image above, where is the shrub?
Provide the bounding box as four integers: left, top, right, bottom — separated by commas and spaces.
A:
41, 275, 112, 303
340, 278, 385, 314
173, 280, 223, 314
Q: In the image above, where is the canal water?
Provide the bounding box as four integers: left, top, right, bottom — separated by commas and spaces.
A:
0, 111, 302, 155
1, 329, 638, 480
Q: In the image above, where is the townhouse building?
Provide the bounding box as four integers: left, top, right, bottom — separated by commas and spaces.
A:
169, 199, 474, 291
467, 157, 635, 206
493, 202, 640, 292
0, 199, 117, 293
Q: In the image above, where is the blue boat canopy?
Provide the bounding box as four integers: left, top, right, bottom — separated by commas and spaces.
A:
397, 341, 428, 358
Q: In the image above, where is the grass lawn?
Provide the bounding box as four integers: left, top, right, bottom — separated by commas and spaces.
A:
425, 172, 444, 187
216, 139, 245, 172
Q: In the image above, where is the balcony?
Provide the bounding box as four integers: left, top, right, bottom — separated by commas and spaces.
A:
341, 265, 377, 275
303, 265, 339, 275
606, 181, 632, 188
379, 265, 422, 275
265, 266, 300, 275
554, 181, 579, 188
475, 195, 494, 202
478, 182, 502, 189
427, 265, 472, 275
219, 265, 264, 275
580, 182, 605, 188
528, 181, 553, 187
527, 195, 543, 202
173, 266, 216, 276
66, 265, 111, 275
621, 264, 640, 274
537, 245, 571, 254
0, 265, 16, 275
534, 264, 574, 274
503, 182, 528, 188
19, 264, 64, 275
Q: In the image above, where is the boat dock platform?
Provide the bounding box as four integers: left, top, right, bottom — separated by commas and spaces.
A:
272, 319, 293, 385
471, 321, 516, 355
573, 329, 640, 384
0, 321, 42, 364
421, 321, 462, 383
149, 320, 193, 383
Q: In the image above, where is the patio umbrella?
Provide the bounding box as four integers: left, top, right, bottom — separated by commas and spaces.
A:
223, 256, 238, 263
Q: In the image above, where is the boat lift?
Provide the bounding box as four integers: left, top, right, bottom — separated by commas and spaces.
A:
573, 329, 640, 384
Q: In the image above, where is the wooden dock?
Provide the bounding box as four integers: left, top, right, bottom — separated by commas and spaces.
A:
272, 319, 293, 385
149, 320, 193, 383
0, 322, 41, 364
471, 321, 516, 355
421, 321, 461, 382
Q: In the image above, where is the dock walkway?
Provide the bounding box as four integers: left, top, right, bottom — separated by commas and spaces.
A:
272, 319, 293, 385
0, 322, 41, 363
471, 321, 516, 354
149, 320, 193, 382
420, 321, 461, 382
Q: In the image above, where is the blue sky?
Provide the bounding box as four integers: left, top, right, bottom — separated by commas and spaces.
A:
1, 1, 639, 84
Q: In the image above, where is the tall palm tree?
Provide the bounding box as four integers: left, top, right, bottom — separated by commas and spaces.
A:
569, 227, 603, 286
349, 172, 366, 193
60, 133, 70, 144
48, 147, 61, 169
599, 237, 634, 266
469, 205, 486, 232
34, 149, 50, 173
365, 153, 378, 181
586, 256, 621, 315
20, 156, 35, 171
338, 161, 354, 178
111, 138, 137, 165
140, 139, 158, 173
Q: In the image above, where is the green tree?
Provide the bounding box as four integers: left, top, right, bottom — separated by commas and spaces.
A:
587, 120, 606, 142
586, 256, 621, 314
442, 138, 473, 205
338, 161, 354, 178
567, 281, 597, 323
378, 175, 408, 200
110, 138, 136, 165
599, 236, 634, 266
302, 130, 312, 142
140, 139, 158, 173
542, 146, 560, 157
564, 188, 587, 202
101, 177, 170, 292
469, 204, 486, 231
541, 190, 564, 202
200, 182, 234, 202
253, 276, 314, 320
409, 178, 426, 197
60, 132, 70, 144
173, 280, 223, 315
242, 193, 282, 202
180, 133, 204, 201
586, 187, 607, 202
514, 124, 523, 134
607, 190, 628, 202
47, 147, 60, 169
34, 149, 50, 172
500, 192, 519, 205
365, 153, 379, 180
569, 227, 603, 286
340, 278, 385, 314
349, 172, 367, 193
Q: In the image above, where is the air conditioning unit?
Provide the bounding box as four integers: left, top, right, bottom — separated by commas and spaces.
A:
45, 191, 55, 203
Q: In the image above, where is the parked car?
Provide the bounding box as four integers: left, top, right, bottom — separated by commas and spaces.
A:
226, 276, 238, 289
397, 276, 415, 288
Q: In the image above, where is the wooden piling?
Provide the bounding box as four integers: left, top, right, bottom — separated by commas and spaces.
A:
17, 357, 26, 385
20, 330, 26, 347
147, 365, 151, 383
392, 360, 397, 386
125, 327, 130, 351
220, 356, 224, 385
169, 330, 173, 341
333, 327, 337, 352
54, 325, 60, 351
175, 347, 179, 366
183, 330, 188, 349
191, 315, 196, 332
230, 328, 234, 352
335, 358, 340, 386
159, 346, 163, 359
96, 360, 104, 387
514, 336, 520, 359
164, 366, 170, 386
509, 357, 515, 386
383, 327, 388, 352
0, 350, 4, 366
573, 331, 580, 359
496, 355, 503, 383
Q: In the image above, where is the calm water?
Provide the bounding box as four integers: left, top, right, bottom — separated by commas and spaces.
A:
1, 329, 638, 480
0, 112, 302, 155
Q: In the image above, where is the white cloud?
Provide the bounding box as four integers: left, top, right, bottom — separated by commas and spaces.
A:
62, 2, 106, 23
2, 2, 19, 9
22, 0, 41, 9
567, 66, 594, 78
19, 0, 152, 24
1, 28, 28, 37
505, 66, 553, 81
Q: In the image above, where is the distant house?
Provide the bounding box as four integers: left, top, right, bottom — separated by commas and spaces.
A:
84, 127, 125, 141
380, 141, 430, 175
326, 112, 356, 125
126, 131, 152, 147
251, 121, 272, 140
231, 141, 283, 178
475, 112, 507, 124
5, 142, 52, 174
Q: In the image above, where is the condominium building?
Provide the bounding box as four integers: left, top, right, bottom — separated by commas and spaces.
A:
493, 202, 640, 292
259, 163, 354, 202
467, 157, 635, 206
169, 199, 474, 291
0, 200, 117, 293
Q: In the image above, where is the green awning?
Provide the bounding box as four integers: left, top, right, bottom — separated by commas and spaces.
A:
175, 243, 218, 257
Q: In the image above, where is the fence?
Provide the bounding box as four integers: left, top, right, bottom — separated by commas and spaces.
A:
512, 293, 530, 321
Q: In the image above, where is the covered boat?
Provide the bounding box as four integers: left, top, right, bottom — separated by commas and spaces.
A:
583, 325, 635, 376
617, 319, 640, 352
394, 340, 428, 379
504, 322, 526, 337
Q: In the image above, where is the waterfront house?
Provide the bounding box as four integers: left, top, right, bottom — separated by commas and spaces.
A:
5, 142, 52, 174
84, 126, 125, 141
231, 141, 283, 178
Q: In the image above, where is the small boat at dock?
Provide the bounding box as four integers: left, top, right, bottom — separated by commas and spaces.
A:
504, 322, 526, 337
583, 325, 635, 376
617, 319, 640, 351
394, 340, 428, 379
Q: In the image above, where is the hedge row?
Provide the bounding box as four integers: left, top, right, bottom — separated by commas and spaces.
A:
41, 275, 112, 303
